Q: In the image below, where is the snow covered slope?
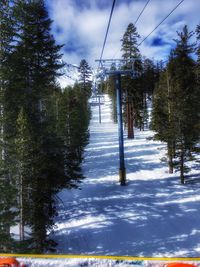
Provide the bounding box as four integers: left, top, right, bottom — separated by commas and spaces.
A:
7, 257, 200, 267
51, 94, 200, 257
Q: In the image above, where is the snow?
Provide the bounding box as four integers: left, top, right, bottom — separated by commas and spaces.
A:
58, 61, 79, 88
9, 257, 200, 267
50, 94, 200, 257
9, 94, 200, 266
10, 257, 190, 267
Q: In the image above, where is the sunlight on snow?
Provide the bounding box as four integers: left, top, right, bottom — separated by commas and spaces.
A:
52, 94, 200, 256
55, 214, 113, 233
157, 195, 200, 205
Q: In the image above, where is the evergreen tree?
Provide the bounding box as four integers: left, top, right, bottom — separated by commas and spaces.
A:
152, 25, 199, 184
0, 0, 18, 252
196, 24, 200, 63
15, 108, 33, 243
151, 65, 176, 174
140, 58, 159, 129
58, 84, 90, 182
106, 76, 117, 123
121, 23, 143, 137
2, 0, 65, 252
195, 24, 200, 133
121, 23, 141, 61
0, 0, 92, 252
171, 25, 199, 184
142, 58, 157, 98
78, 59, 92, 98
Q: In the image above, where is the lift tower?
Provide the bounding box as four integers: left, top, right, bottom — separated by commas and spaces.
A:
95, 59, 137, 186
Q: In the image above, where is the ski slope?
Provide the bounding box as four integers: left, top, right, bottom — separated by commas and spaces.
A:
51, 94, 200, 257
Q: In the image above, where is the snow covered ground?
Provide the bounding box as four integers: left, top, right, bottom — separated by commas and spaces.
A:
9, 257, 200, 267
6, 94, 200, 267
49, 94, 200, 258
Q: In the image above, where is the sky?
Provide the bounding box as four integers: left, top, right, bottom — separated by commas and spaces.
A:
45, 0, 200, 85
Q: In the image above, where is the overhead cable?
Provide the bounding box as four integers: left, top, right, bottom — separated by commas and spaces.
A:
138, 0, 185, 46
134, 0, 151, 25
98, 0, 116, 70
112, 0, 151, 59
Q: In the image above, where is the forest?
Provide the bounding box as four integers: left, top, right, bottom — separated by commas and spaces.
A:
0, 0, 91, 253
107, 22, 200, 185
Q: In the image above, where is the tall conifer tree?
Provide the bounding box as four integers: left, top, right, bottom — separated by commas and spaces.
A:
152, 25, 199, 184
121, 23, 143, 137
171, 26, 199, 183
4, 0, 65, 252
78, 59, 92, 98
0, 0, 18, 251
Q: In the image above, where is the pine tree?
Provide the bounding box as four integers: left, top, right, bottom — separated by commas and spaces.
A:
0, 0, 18, 252
78, 59, 92, 98
140, 58, 159, 129
121, 23, 143, 138
3, 0, 65, 252
195, 25, 200, 143
107, 76, 117, 123
58, 84, 90, 182
195, 25, 200, 117
152, 25, 199, 184
15, 108, 33, 243
121, 23, 141, 61
171, 25, 199, 184
196, 24, 200, 64
151, 65, 176, 174
142, 58, 157, 98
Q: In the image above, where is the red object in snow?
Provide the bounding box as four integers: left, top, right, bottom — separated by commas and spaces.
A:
166, 263, 197, 267
0, 258, 20, 267
0, 258, 27, 267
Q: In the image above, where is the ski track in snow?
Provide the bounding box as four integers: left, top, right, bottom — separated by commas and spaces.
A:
50, 94, 200, 257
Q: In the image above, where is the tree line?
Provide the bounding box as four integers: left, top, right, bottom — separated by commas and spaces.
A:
151, 25, 200, 184
107, 22, 200, 184
0, 0, 91, 253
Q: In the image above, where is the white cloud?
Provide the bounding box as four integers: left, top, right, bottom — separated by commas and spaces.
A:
47, 0, 200, 85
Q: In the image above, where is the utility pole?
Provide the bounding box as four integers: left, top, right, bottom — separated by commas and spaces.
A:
95, 59, 137, 185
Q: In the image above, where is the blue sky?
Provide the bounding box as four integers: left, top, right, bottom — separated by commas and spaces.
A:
46, 0, 199, 71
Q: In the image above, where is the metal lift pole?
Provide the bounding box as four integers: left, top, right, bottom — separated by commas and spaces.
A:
115, 73, 126, 185
95, 58, 137, 185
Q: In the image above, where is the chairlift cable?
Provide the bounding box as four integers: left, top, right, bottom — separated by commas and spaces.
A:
98, 0, 116, 71
138, 0, 185, 46
134, 0, 151, 26
111, 0, 151, 60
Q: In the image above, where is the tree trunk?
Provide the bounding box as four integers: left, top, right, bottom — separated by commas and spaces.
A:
143, 92, 147, 130
166, 68, 174, 172
19, 174, 24, 241
127, 102, 134, 139
167, 142, 173, 174
180, 143, 184, 184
